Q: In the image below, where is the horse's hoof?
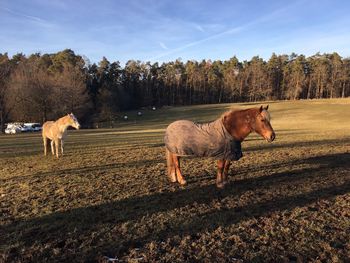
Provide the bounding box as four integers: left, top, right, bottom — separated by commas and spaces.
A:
216, 182, 225, 189
179, 179, 187, 185
169, 177, 177, 183
168, 173, 177, 183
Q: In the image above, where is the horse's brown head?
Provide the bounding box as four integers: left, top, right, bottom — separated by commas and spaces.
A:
222, 106, 275, 142
67, 113, 80, 130
251, 105, 275, 142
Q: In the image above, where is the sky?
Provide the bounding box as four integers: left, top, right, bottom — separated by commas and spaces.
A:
1, 0, 350, 65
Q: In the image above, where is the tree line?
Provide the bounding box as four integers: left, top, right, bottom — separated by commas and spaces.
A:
0, 49, 349, 130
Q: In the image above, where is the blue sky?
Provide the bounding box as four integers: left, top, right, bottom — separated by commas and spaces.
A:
1, 0, 349, 65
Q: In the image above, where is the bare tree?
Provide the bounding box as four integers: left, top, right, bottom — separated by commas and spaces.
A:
54, 62, 90, 117
0, 54, 12, 132
9, 59, 54, 122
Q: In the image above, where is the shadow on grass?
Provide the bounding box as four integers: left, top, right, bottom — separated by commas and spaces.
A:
0, 159, 163, 183
3, 134, 348, 184
2, 152, 350, 261
245, 136, 350, 152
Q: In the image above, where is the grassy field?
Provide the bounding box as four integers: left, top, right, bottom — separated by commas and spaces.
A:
1, 99, 350, 262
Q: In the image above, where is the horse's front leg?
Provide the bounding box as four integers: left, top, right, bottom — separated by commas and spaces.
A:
216, 159, 225, 188
55, 139, 59, 158
61, 139, 64, 156
222, 160, 231, 186
43, 137, 48, 156
50, 140, 55, 156
172, 155, 186, 185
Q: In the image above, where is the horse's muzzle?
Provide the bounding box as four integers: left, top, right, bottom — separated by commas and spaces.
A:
265, 132, 275, 142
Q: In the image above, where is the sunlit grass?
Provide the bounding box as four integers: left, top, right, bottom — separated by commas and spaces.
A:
0, 98, 349, 262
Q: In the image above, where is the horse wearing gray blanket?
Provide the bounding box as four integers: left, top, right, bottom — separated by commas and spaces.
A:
164, 106, 276, 188
165, 119, 243, 161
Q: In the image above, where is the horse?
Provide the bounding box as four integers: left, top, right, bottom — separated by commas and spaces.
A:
42, 113, 80, 158
164, 105, 275, 188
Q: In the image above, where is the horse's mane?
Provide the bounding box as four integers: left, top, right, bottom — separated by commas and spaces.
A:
55, 114, 69, 124
220, 108, 236, 120
220, 107, 257, 121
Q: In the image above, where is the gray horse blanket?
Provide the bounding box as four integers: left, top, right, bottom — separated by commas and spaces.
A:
164, 119, 243, 160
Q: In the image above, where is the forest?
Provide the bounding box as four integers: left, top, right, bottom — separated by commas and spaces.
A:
0, 49, 349, 130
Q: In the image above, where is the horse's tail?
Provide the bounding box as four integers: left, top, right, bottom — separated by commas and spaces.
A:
166, 147, 177, 182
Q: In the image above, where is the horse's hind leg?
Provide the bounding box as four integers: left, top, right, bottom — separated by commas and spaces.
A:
216, 159, 225, 188
166, 148, 177, 182
172, 155, 186, 185
222, 160, 231, 186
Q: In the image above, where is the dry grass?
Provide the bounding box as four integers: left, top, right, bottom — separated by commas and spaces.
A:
1, 99, 350, 262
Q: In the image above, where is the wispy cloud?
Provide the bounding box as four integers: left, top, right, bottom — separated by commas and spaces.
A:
0, 6, 53, 28
149, 25, 245, 60
194, 24, 205, 33
1, 6, 43, 22
159, 42, 168, 50
1, 0, 348, 64
149, 3, 299, 61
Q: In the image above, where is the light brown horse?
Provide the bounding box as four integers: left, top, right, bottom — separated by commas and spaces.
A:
42, 113, 80, 158
165, 105, 275, 188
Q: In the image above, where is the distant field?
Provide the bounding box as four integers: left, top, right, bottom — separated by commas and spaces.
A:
1, 99, 350, 262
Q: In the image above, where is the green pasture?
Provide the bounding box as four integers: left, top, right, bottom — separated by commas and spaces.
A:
0, 98, 349, 262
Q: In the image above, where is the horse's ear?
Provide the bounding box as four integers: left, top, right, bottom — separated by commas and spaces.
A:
265, 105, 269, 111
259, 106, 263, 112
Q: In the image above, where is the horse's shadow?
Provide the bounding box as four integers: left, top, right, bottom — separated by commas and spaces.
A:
245, 136, 350, 152
2, 152, 350, 261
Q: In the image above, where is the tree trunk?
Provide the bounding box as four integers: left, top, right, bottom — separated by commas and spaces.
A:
319, 82, 324, 99
307, 77, 312, 99
0, 110, 4, 133
239, 79, 243, 100
294, 78, 300, 100
218, 85, 223, 103
316, 73, 320, 98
